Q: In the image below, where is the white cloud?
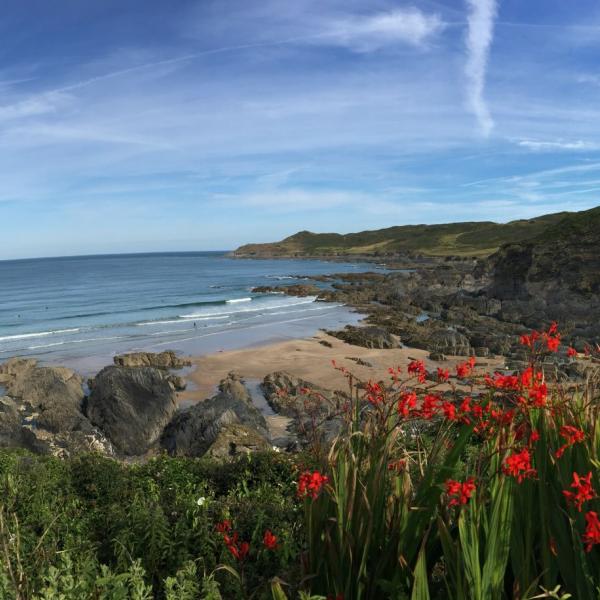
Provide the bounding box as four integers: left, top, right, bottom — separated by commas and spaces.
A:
324, 8, 444, 51
518, 138, 600, 151
0, 91, 71, 122
464, 0, 497, 136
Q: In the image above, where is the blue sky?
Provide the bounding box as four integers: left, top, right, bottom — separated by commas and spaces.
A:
1, 0, 600, 259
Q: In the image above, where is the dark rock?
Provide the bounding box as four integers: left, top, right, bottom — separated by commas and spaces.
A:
0, 396, 49, 454
327, 325, 399, 349
161, 373, 268, 457
429, 352, 447, 361
262, 372, 346, 445
205, 424, 270, 459
113, 351, 191, 370
429, 329, 471, 356
87, 366, 177, 455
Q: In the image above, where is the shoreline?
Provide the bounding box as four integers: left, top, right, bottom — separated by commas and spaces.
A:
178, 330, 505, 407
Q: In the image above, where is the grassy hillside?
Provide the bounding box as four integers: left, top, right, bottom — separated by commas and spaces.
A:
232, 210, 575, 258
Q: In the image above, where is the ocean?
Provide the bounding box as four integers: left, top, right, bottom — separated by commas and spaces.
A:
0, 252, 370, 374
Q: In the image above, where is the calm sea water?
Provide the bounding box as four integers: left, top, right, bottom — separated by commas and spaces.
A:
0, 252, 369, 373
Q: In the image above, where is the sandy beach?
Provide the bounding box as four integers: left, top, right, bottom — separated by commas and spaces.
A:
179, 331, 505, 405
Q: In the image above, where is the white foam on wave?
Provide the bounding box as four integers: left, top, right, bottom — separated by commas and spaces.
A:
0, 328, 80, 342
226, 297, 252, 304
180, 296, 317, 319
137, 315, 230, 327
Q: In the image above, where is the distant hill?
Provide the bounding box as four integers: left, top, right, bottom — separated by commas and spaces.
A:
232, 209, 579, 258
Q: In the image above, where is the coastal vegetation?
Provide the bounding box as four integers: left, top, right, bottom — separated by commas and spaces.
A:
232, 207, 600, 258
1, 325, 599, 599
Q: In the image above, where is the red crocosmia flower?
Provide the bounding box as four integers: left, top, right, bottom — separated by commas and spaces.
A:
420, 394, 441, 419
297, 470, 329, 499
520, 330, 540, 347
215, 520, 232, 533
567, 346, 578, 358
263, 529, 278, 550
545, 335, 560, 352
548, 321, 559, 336
529, 430, 540, 445
221, 530, 250, 562
555, 425, 585, 458
436, 367, 450, 383
502, 448, 536, 483
459, 396, 472, 413
583, 511, 600, 552
563, 472, 595, 512
445, 477, 476, 507
528, 382, 548, 407
397, 391, 417, 417
455, 357, 475, 379
442, 402, 457, 421
408, 360, 427, 383
365, 380, 384, 406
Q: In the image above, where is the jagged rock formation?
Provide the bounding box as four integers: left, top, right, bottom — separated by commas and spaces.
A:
113, 350, 191, 370
86, 365, 178, 455
161, 373, 269, 458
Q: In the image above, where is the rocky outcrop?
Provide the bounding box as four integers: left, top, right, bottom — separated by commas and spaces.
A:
326, 325, 399, 349
86, 366, 177, 455
113, 351, 191, 370
262, 372, 346, 445
205, 424, 270, 459
0, 358, 114, 457
481, 207, 600, 340
428, 329, 471, 356
0, 396, 49, 454
161, 373, 269, 458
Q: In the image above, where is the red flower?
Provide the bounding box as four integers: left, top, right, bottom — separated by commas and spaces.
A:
298, 470, 329, 499
502, 448, 536, 483
263, 529, 278, 550
555, 425, 585, 458
583, 511, 600, 552
445, 477, 476, 507
567, 346, 578, 358
563, 472, 595, 512
215, 520, 232, 533
442, 401, 457, 421
455, 357, 475, 379
397, 391, 417, 417
528, 382, 548, 407
545, 335, 561, 352
408, 360, 427, 383
420, 394, 441, 419
529, 429, 540, 445
436, 367, 450, 382
520, 330, 540, 347
365, 380, 384, 405
219, 528, 250, 562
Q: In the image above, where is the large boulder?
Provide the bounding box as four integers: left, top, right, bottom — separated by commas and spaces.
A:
8, 366, 87, 433
0, 359, 114, 457
113, 351, 191, 370
326, 325, 399, 349
161, 373, 269, 458
86, 366, 177, 455
428, 329, 471, 357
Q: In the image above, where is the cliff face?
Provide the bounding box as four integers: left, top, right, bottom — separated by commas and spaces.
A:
483, 207, 600, 336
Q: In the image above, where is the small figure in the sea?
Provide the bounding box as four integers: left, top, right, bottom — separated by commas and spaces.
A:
193, 322, 197, 328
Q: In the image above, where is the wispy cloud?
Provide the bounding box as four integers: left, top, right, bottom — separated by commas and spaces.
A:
323, 8, 444, 52
518, 139, 600, 151
464, 0, 497, 135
